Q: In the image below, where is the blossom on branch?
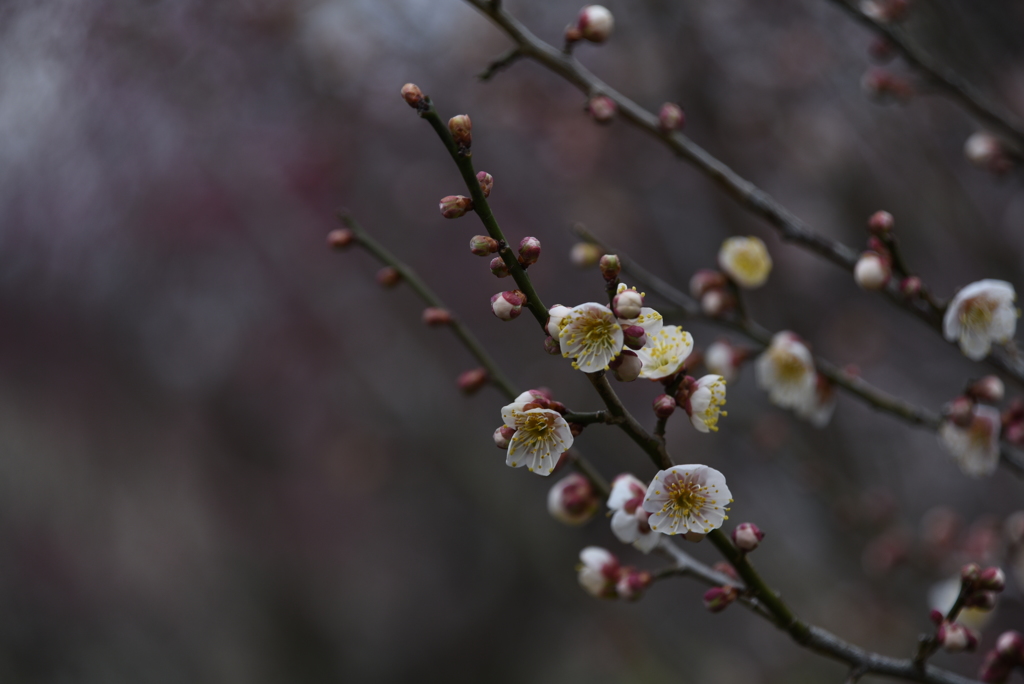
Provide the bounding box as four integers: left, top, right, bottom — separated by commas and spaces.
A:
718, 236, 772, 289
607, 474, 660, 553
558, 302, 625, 372
943, 279, 1018, 361
577, 546, 619, 598
685, 374, 727, 433
547, 473, 599, 525
755, 331, 817, 410
501, 391, 574, 476
938, 404, 1001, 477
643, 465, 732, 536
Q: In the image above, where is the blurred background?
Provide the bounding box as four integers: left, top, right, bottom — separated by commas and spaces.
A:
1, 0, 1023, 681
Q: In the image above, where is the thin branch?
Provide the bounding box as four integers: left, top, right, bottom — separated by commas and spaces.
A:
478, 47, 522, 81
587, 371, 673, 470
562, 410, 616, 425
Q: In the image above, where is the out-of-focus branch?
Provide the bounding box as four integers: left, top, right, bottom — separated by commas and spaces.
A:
823, 0, 1024, 151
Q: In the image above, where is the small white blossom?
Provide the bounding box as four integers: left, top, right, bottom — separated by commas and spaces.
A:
854, 252, 891, 290
705, 340, 741, 384
718, 236, 772, 289
686, 375, 727, 433
643, 465, 732, 536
558, 302, 624, 372
501, 391, 574, 476
547, 473, 599, 525
607, 474, 660, 553
577, 546, 619, 598
938, 404, 1001, 477
755, 331, 817, 410
943, 280, 1018, 360
636, 325, 693, 380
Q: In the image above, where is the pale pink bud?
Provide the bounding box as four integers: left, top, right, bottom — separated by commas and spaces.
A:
658, 102, 685, 132
490, 256, 510, 278
587, 95, 617, 123
543, 336, 561, 355
945, 396, 975, 427
518, 236, 541, 267
422, 307, 452, 326
978, 567, 1006, 592
612, 290, 643, 319
901, 276, 922, 297
448, 114, 472, 149
732, 523, 765, 552
578, 546, 620, 598
327, 228, 355, 250
570, 242, 602, 268
653, 394, 676, 419
854, 251, 891, 290
490, 290, 526, 321
939, 622, 979, 653
439, 195, 473, 219
599, 254, 621, 280
967, 376, 1004, 405
966, 591, 997, 611
457, 368, 488, 395
476, 171, 493, 197
610, 350, 642, 382
493, 425, 515, 448
577, 5, 614, 43
689, 269, 728, 298
400, 83, 424, 108
961, 562, 982, 585
965, 132, 1012, 174
703, 586, 739, 613
470, 235, 499, 256
868, 210, 895, 234
996, 631, 1024, 663
615, 567, 652, 601
548, 473, 599, 525
622, 325, 647, 350
376, 266, 401, 288
700, 289, 734, 317
979, 650, 1014, 683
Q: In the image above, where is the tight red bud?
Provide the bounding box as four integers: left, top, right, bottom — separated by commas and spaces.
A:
327, 228, 355, 250
622, 325, 647, 350
868, 210, 895, 234
519, 236, 542, 267
476, 171, 493, 197
489, 256, 510, 278
599, 254, 621, 281
422, 307, 452, 326
658, 102, 685, 132
440, 195, 473, 219
448, 114, 472, 148
703, 586, 739, 613
376, 266, 401, 288
901, 276, 922, 297
470, 235, 499, 256
494, 425, 515, 448
400, 83, 424, 108
457, 368, 488, 395
653, 394, 676, 418
587, 95, 616, 123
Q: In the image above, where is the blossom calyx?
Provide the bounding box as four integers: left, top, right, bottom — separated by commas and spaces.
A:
658, 102, 685, 132
653, 394, 676, 419
470, 235, 498, 256
612, 289, 643, 320
548, 473, 600, 526
439, 195, 473, 219
587, 95, 617, 123
448, 114, 472, 149
576, 5, 614, 43
491, 290, 526, 321
376, 266, 401, 288
599, 254, 621, 280
703, 586, 739, 613
400, 83, 424, 108
476, 171, 493, 197
518, 237, 541, 267
854, 251, 891, 290
610, 349, 642, 382
732, 522, 764, 552
327, 228, 354, 249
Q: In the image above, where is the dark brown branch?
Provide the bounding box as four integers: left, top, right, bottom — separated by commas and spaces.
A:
587, 372, 673, 470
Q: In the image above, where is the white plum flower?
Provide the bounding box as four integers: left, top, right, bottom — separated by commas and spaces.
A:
943, 280, 1018, 361
718, 236, 772, 289
938, 404, 1001, 477
643, 465, 732, 536
686, 375, 727, 433
636, 325, 693, 380
705, 340, 743, 384
558, 302, 624, 372
577, 546, 619, 598
501, 391, 574, 476
607, 474, 660, 553
755, 331, 817, 410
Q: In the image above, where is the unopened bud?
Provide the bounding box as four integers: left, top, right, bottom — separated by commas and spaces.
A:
689, 270, 728, 299
658, 102, 685, 132
422, 307, 452, 326
703, 586, 739, 613
470, 235, 499, 256
493, 425, 515, 448
491, 290, 526, 321
701, 289, 735, 317
622, 325, 647, 350
901, 276, 922, 297
961, 562, 982, 587
376, 266, 401, 288
929, 609, 944, 626
571, 242, 602, 268
457, 368, 488, 394
610, 350, 642, 382
439, 195, 473, 219
966, 591, 998, 611
732, 522, 765, 552
327, 228, 355, 249
859, 0, 909, 24
518, 236, 542, 267
400, 83, 424, 108
978, 567, 1006, 592
548, 473, 599, 526
996, 631, 1024, 664
965, 132, 1013, 174
578, 546, 620, 599
564, 24, 582, 43
476, 171, 493, 197
854, 251, 891, 290
490, 256, 510, 278
544, 336, 561, 355
587, 95, 617, 123
945, 396, 975, 427
979, 650, 1014, 683
448, 114, 472, 149
612, 290, 643, 319
868, 210, 895, 234
615, 567, 652, 601
938, 621, 978, 653
577, 5, 614, 43
599, 254, 621, 281
653, 394, 676, 419
711, 561, 740, 582
967, 376, 1004, 405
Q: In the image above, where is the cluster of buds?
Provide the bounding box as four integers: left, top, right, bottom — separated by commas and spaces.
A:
858, 0, 909, 23
565, 5, 614, 45
860, 68, 913, 102
964, 132, 1017, 175
576, 547, 653, 601
959, 562, 1006, 608
854, 211, 895, 290
689, 269, 735, 318
978, 631, 1024, 683
547, 473, 600, 525
491, 289, 527, 321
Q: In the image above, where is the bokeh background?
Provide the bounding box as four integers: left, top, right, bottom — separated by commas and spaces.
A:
2, 0, 1024, 681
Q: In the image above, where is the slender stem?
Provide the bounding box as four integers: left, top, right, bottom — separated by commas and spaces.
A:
563, 410, 615, 425
914, 582, 970, 665
478, 47, 522, 81
587, 371, 673, 470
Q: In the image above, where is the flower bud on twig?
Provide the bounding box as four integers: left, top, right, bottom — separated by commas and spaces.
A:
938, 621, 979, 652
577, 5, 614, 43
518, 236, 541, 267
653, 394, 676, 419
587, 95, 617, 123
470, 235, 498, 256
599, 254, 621, 281
854, 251, 891, 290
622, 325, 647, 350
458, 368, 488, 395
901, 276, 922, 298
995, 631, 1024, 664
690, 269, 728, 298
612, 289, 643, 319
868, 210, 895, 234
448, 114, 472, 149
964, 132, 1014, 174
491, 290, 526, 321
543, 336, 561, 355
490, 256, 510, 278
615, 567, 652, 601
376, 266, 401, 288
610, 350, 642, 382
439, 195, 473, 219
548, 473, 599, 526
400, 83, 424, 108
577, 547, 620, 599
967, 376, 1004, 405
327, 228, 354, 250
476, 171, 493, 197
493, 425, 515, 449
422, 307, 452, 326
658, 102, 685, 132
732, 522, 764, 552
703, 586, 739, 613
978, 650, 1014, 683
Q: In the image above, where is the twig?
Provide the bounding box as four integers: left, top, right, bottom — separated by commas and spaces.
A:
587, 371, 673, 470
562, 410, 616, 425
478, 47, 522, 81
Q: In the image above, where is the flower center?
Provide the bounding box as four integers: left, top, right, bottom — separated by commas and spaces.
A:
664, 479, 707, 518
772, 349, 807, 383
564, 311, 619, 368
734, 248, 767, 279
961, 297, 996, 330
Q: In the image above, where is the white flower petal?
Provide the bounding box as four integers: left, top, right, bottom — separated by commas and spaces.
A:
610, 509, 641, 544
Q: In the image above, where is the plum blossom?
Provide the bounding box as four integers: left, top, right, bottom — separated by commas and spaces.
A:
755, 331, 817, 410
643, 465, 732, 536
705, 340, 744, 384
718, 236, 772, 289
547, 473, 599, 525
577, 547, 619, 598
686, 375, 727, 433
607, 474, 660, 553
943, 280, 1018, 360
938, 404, 1001, 477
557, 302, 624, 372
636, 325, 693, 380
501, 391, 574, 476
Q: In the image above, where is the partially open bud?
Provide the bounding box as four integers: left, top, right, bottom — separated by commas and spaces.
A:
422, 307, 452, 326
476, 171, 493, 197
612, 289, 643, 319
967, 376, 1005, 405
490, 256, 510, 278
599, 254, 621, 281
448, 114, 472, 149
400, 83, 424, 108
966, 591, 998, 611
578, 546, 620, 599
439, 195, 473, 219
938, 621, 979, 652
546, 304, 571, 338
653, 394, 676, 419
544, 336, 561, 355
622, 324, 647, 350
457, 368, 488, 395
518, 236, 542, 267
732, 522, 764, 552
615, 567, 652, 601
945, 395, 975, 427
658, 102, 685, 132
587, 95, 617, 123
977, 567, 1006, 592
493, 425, 515, 448
491, 290, 526, 321
901, 276, 923, 298
470, 235, 499, 256
979, 650, 1014, 683
996, 631, 1024, 664
610, 350, 642, 382
577, 5, 614, 43
376, 266, 401, 288
964, 132, 1013, 174
701, 289, 735, 317
571, 242, 602, 268
868, 210, 895, 234
703, 586, 739, 613
690, 269, 729, 298
548, 473, 600, 526
854, 251, 891, 290
327, 228, 355, 249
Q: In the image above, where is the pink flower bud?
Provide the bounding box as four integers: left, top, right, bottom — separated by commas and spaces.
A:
658, 102, 685, 132
547, 473, 599, 526
544, 336, 561, 355
476, 171, 493, 197
700, 289, 735, 317
938, 621, 978, 653
448, 114, 472, 149
978, 567, 1006, 592
470, 235, 499, 256
901, 276, 923, 297
613, 290, 643, 319
689, 269, 728, 298
571, 242, 602, 268
491, 290, 526, 321
703, 586, 739, 613
961, 562, 982, 585
599, 254, 621, 281
615, 567, 652, 601
376, 266, 401, 288
996, 631, 1024, 664
493, 425, 515, 448
578, 546, 620, 598
854, 251, 891, 290
964, 132, 1013, 174
457, 368, 488, 395
868, 210, 895, 234
622, 325, 647, 350
965, 590, 997, 611
945, 396, 975, 427
518, 236, 542, 267
400, 83, 424, 108
732, 522, 765, 552
587, 95, 617, 123
653, 394, 676, 419
422, 307, 452, 326
439, 195, 473, 219
610, 350, 642, 382
967, 376, 1004, 405
928, 609, 944, 626
979, 650, 1014, 683
489, 256, 510, 278
327, 228, 355, 250
577, 5, 614, 43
